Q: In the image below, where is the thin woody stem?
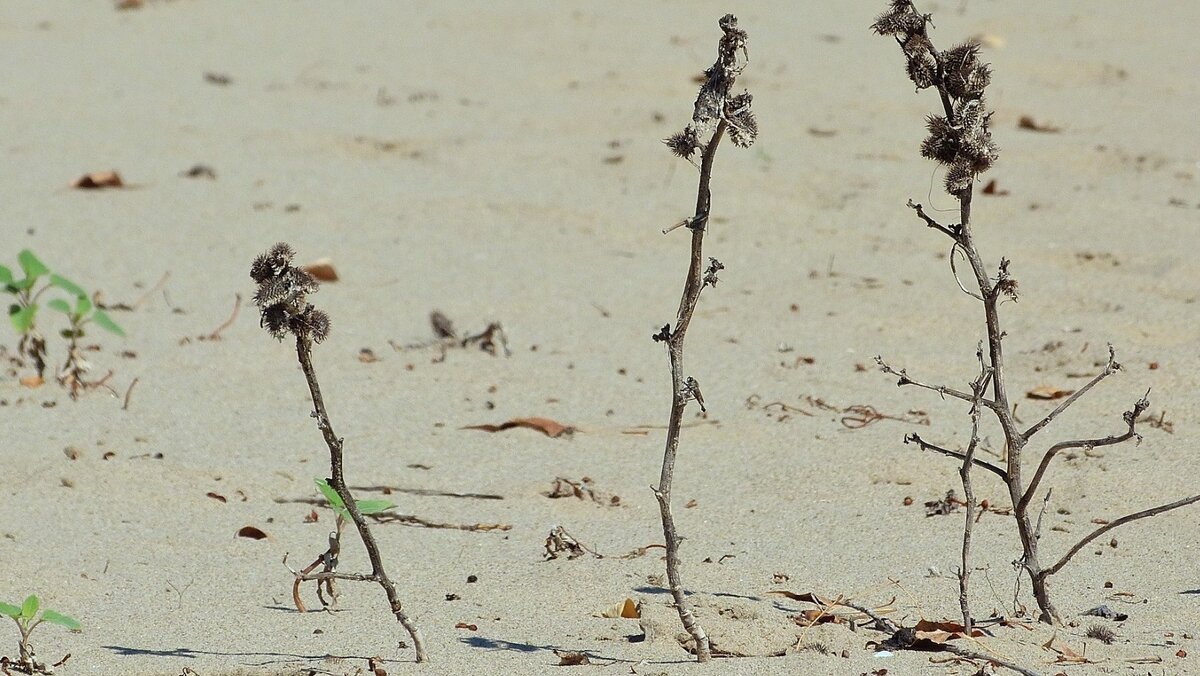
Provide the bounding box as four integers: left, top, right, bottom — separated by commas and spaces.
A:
1018, 395, 1148, 514
1042, 494, 1200, 577
655, 118, 728, 663
295, 335, 428, 663
1022, 346, 1119, 442
905, 433, 1007, 481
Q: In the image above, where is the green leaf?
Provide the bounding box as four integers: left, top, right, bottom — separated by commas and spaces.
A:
0, 603, 21, 619
91, 310, 124, 337
0, 266, 12, 286
47, 299, 72, 315
10, 305, 37, 333
75, 295, 93, 317
40, 610, 81, 632
10, 276, 37, 292
49, 274, 86, 299
355, 499, 396, 515
314, 478, 348, 518
20, 595, 39, 621
17, 251, 48, 279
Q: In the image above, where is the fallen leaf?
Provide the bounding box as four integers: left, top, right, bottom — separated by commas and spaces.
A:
71, 171, 124, 189
1018, 115, 1062, 133
454, 622, 478, 631
367, 655, 388, 676
463, 417, 575, 438
19, 375, 43, 388
981, 179, 1010, 196
1178, 649, 1188, 658
599, 598, 641, 619
236, 526, 268, 540
911, 619, 986, 645
303, 510, 319, 523
1042, 633, 1094, 664
301, 258, 339, 282
206, 492, 227, 503
180, 164, 216, 180
1027, 385, 1074, 400
553, 650, 591, 666
358, 348, 380, 363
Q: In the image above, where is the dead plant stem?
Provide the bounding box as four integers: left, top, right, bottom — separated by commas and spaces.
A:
295, 335, 428, 662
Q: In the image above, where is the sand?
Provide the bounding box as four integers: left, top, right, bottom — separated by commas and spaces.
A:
2, 1, 1198, 674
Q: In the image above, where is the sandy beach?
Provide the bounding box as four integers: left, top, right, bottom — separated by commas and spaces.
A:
2, 1, 1198, 674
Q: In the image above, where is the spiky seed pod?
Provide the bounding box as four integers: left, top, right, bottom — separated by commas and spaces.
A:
725, 92, 757, 148
665, 126, 701, 159
260, 303, 290, 341
290, 305, 331, 344
941, 41, 986, 99
250, 242, 296, 283
920, 115, 959, 164
944, 161, 974, 195
871, 2, 926, 37
902, 35, 938, 89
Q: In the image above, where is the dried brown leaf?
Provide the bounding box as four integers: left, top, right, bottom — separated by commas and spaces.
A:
206, 492, 227, 503
463, 417, 575, 438
1026, 385, 1074, 400
71, 171, 124, 189
1018, 115, 1061, 133
236, 525, 268, 540
599, 598, 641, 619
301, 258, 339, 282
553, 650, 591, 666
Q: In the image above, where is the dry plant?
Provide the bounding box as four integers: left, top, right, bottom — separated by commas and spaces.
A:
250, 243, 427, 662
872, 0, 1199, 626
652, 14, 757, 662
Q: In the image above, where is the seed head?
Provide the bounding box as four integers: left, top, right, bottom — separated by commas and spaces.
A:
250, 242, 331, 344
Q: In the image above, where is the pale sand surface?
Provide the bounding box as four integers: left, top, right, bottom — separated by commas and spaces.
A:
2, 1, 1199, 674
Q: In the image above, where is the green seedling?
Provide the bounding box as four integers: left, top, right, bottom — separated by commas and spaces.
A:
1, 250, 57, 378
46, 286, 124, 399
1, 248, 124, 397
0, 595, 80, 674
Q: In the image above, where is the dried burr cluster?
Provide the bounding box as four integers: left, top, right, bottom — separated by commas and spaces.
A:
873, 0, 998, 196
250, 242, 330, 344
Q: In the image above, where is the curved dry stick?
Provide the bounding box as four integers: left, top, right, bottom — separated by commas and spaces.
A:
1042, 494, 1200, 577
1022, 345, 1119, 442
905, 433, 1007, 481
1018, 394, 1148, 514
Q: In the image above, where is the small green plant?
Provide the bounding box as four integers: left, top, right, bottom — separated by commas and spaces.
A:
0, 595, 80, 674
1, 249, 124, 397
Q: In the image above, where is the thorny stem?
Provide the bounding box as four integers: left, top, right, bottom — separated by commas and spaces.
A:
653, 118, 727, 663
295, 335, 428, 663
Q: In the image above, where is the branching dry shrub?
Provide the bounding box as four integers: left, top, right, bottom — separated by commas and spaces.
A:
872, 0, 1199, 626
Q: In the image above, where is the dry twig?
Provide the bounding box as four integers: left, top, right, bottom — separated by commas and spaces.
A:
650, 14, 757, 663
251, 243, 427, 662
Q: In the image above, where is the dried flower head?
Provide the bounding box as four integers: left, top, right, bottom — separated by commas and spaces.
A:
876, 1, 999, 196
871, 0, 927, 37
664, 126, 701, 160
668, 14, 756, 160
250, 242, 330, 344
920, 115, 959, 164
